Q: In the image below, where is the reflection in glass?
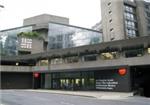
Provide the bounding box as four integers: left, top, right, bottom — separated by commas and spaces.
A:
48, 23, 102, 50
0, 26, 32, 56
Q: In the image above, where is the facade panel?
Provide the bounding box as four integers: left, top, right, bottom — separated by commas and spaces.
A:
48, 23, 102, 50
0, 26, 32, 56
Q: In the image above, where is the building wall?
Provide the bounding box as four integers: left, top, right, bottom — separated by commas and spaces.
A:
101, 0, 150, 42
18, 37, 44, 54
49, 54, 150, 72
0, 66, 32, 72
101, 0, 125, 42
23, 14, 69, 27
136, 0, 148, 37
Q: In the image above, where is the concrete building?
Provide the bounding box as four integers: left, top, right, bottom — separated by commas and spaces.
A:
23, 14, 69, 30
23, 14, 70, 52
101, 0, 150, 42
0, 14, 102, 56
1, 11, 150, 98
1, 36, 150, 97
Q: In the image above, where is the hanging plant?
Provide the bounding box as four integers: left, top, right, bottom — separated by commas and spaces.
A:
17, 31, 39, 38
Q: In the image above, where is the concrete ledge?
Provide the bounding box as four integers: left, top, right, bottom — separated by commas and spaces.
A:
25, 90, 134, 100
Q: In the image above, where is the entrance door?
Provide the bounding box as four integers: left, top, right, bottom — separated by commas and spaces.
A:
60, 78, 81, 90
60, 79, 74, 90
33, 73, 41, 89
131, 66, 150, 97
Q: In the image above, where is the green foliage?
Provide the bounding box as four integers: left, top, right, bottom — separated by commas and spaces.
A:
17, 31, 39, 38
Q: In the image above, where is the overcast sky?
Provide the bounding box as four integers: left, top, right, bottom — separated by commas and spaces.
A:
0, 0, 101, 30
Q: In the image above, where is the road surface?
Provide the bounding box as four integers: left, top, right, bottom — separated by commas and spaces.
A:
0, 90, 150, 105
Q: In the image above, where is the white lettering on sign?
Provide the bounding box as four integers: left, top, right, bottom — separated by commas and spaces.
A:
20, 38, 32, 49
96, 79, 119, 90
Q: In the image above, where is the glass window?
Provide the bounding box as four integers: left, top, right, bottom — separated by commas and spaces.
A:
0, 26, 32, 56
51, 58, 63, 64
145, 4, 150, 10
109, 19, 112, 23
148, 48, 150, 54
126, 29, 137, 38
124, 0, 135, 2
110, 28, 114, 32
48, 23, 102, 50
100, 52, 119, 60
64, 56, 79, 63
147, 26, 150, 31
147, 19, 150, 24
57, 35, 63, 41
108, 2, 111, 6
125, 49, 144, 58
39, 60, 49, 66
125, 20, 136, 28
124, 12, 136, 21
146, 12, 150, 17
109, 11, 112, 14
125, 5, 135, 13
83, 54, 97, 61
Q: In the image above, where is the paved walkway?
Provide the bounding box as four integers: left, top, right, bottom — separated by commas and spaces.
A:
26, 90, 134, 100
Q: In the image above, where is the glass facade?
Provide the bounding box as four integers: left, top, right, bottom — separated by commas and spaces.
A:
0, 26, 32, 56
51, 71, 95, 90
124, 5, 138, 38
48, 23, 102, 50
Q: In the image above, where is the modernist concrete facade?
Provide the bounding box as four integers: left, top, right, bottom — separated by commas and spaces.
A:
101, 0, 150, 42
0, 14, 70, 56
1, 11, 150, 98
23, 14, 70, 52
23, 14, 69, 29
1, 35, 150, 97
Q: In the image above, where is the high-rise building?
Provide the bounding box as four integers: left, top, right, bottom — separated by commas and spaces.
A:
101, 0, 150, 42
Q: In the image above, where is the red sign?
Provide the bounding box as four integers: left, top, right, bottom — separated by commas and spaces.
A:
118, 68, 127, 76
33, 73, 40, 78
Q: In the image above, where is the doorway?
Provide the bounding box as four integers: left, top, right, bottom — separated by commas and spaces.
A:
60, 78, 81, 90
131, 66, 150, 97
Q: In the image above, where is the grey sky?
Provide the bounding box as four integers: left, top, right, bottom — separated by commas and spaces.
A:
0, 0, 101, 30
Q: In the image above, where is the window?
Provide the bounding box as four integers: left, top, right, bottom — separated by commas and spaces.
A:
57, 35, 63, 41
64, 56, 79, 63
145, 4, 150, 10
110, 28, 114, 32
124, 12, 136, 21
125, 49, 144, 58
83, 54, 97, 61
20, 38, 32, 49
125, 5, 135, 13
124, 0, 135, 2
147, 19, 150, 24
126, 29, 137, 38
109, 19, 112, 23
39, 60, 49, 66
109, 11, 112, 14
146, 12, 150, 17
100, 52, 119, 60
108, 2, 111, 6
125, 20, 137, 29
148, 48, 150, 54
147, 26, 150, 31
51, 58, 63, 64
